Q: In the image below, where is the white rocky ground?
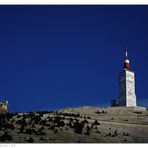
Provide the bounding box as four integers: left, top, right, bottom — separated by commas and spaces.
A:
0, 106, 148, 143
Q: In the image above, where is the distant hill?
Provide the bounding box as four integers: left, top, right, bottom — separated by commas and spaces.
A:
0, 106, 148, 143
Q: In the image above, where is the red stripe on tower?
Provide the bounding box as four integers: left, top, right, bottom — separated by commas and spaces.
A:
124, 47, 130, 70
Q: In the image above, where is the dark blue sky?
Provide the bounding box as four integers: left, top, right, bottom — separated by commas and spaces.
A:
0, 5, 148, 112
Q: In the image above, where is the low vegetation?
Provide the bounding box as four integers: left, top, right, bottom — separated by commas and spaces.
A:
0, 106, 147, 143
0, 132, 12, 142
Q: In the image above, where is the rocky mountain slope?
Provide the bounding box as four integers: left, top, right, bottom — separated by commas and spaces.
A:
0, 106, 148, 143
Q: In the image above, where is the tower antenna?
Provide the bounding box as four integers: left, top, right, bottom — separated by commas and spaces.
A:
125, 47, 128, 58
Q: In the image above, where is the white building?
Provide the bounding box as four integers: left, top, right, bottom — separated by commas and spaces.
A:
0, 100, 8, 113
118, 48, 137, 107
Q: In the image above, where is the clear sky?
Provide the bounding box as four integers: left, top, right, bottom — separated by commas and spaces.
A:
0, 5, 147, 112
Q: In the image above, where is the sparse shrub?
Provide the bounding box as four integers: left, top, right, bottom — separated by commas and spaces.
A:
37, 110, 53, 114
96, 111, 101, 114
114, 130, 118, 136
61, 116, 65, 120
96, 130, 101, 134
111, 117, 114, 120
20, 125, 25, 133
2, 123, 15, 131
26, 136, 34, 143
32, 115, 41, 124
0, 114, 7, 129
105, 133, 112, 137
40, 137, 44, 141
25, 128, 36, 135
134, 111, 142, 114
37, 127, 46, 135
4, 113, 15, 121
14, 112, 18, 116
49, 125, 55, 130
40, 119, 47, 125
87, 116, 91, 119
39, 131, 46, 136
0, 132, 12, 142
53, 129, 58, 134
85, 126, 91, 135
82, 119, 88, 125
95, 126, 97, 129
53, 116, 61, 123
39, 137, 47, 141
73, 121, 84, 134
41, 126, 45, 130
67, 121, 73, 128
8, 123, 15, 131
69, 118, 73, 122
27, 112, 35, 119
91, 124, 94, 129
39, 112, 44, 117
74, 118, 79, 123
102, 110, 107, 114
57, 120, 65, 127
44, 122, 50, 126
17, 114, 21, 118
22, 114, 27, 119
32, 123, 35, 128
60, 128, 63, 131
16, 119, 27, 126
60, 112, 80, 118
85, 130, 90, 135
93, 120, 100, 125
48, 117, 53, 122
53, 116, 65, 127
123, 132, 130, 136
10, 119, 15, 124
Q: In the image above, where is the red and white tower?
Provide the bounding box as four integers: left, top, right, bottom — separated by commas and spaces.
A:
118, 48, 137, 107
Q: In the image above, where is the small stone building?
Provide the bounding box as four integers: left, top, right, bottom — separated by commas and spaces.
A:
0, 100, 8, 113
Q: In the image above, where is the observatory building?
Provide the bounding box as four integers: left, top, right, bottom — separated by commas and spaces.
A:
111, 48, 137, 107
118, 48, 136, 106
